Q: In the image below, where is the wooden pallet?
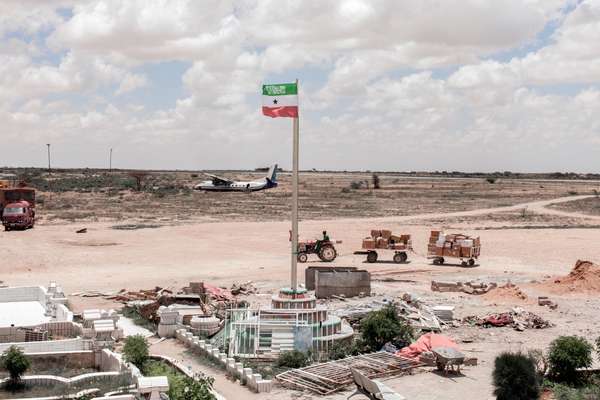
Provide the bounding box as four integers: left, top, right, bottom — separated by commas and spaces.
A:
276, 352, 421, 395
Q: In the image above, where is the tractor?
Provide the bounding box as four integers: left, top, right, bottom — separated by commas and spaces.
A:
293, 231, 340, 263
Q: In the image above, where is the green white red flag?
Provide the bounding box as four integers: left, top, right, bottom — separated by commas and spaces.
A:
262, 82, 298, 118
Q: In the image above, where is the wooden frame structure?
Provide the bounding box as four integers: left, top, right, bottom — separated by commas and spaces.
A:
276, 352, 421, 395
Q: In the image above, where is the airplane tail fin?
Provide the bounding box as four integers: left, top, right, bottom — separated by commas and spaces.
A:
266, 164, 278, 187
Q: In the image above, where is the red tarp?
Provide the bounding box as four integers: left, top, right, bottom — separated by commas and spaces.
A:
396, 333, 459, 359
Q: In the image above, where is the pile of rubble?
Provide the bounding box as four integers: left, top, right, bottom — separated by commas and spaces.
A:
334, 294, 447, 332
431, 280, 497, 295
462, 307, 552, 331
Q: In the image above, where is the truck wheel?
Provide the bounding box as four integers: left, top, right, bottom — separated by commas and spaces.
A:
468, 258, 475, 266
318, 245, 337, 262
393, 252, 407, 263
366, 251, 378, 263
297, 252, 308, 263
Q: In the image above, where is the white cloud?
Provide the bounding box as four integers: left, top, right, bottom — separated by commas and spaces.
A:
1, 0, 599, 172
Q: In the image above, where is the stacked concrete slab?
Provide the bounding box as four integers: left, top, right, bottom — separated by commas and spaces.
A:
174, 328, 272, 393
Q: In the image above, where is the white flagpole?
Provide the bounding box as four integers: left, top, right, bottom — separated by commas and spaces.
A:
291, 79, 299, 293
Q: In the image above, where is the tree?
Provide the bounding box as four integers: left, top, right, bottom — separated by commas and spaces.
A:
492, 352, 539, 400
360, 305, 413, 351
372, 173, 380, 189
128, 171, 149, 191
123, 335, 149, 369
1, 345, 31, 388
548, 336, 593, 384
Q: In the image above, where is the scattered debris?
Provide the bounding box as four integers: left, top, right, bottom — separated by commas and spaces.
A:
538, 296, 558, 309
230, 281, 257, 296
431, 280, 497, 294
432, 305, 454, 322
462, 307, 552, 331
111, 223, 161, 230
483, 282, 528, 302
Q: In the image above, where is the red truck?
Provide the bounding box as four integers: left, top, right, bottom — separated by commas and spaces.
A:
0, 188, 36, 231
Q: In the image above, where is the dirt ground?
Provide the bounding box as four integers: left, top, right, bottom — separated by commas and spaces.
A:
2, 175, 600, 399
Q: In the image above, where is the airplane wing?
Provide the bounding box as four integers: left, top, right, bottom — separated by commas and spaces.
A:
204, 173, 233, 185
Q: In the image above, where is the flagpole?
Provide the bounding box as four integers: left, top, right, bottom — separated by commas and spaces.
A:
291, 78, 299, 294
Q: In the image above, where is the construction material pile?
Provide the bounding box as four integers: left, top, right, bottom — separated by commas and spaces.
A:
462, 307, 551, 331
548, 260, 600, 293
428, 231, 480, 259
483, 282, 528, 302
335, 295, 445, 332
431, 280, 497, 294
362, 229, 410, 250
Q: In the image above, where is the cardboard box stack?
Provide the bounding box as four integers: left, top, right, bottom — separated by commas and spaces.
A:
428, 231, 481, 258
362, 229, 410, 250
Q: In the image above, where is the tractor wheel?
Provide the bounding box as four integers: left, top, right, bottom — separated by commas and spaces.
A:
297, 252, 308, 263
468, 258, 475, 266
366, 251, 378, 263
393, 252, 407, 263
318, 245, 337, 262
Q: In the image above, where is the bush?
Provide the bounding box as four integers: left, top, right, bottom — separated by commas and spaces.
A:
276, 350, 311, 369
171, 376, 216, 400
123, 335, 149, 369
492, 352, 540, 400
372, 174, 380, 189
548, 336, 593, 384
360, 305, 413, 352
144, 360, 215, 400
486, 177, 497, 184
0, 346, 31, 388
553, 383, 600, 400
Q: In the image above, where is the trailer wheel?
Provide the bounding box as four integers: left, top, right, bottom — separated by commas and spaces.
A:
297, 252, 308, 263
366, 251, 378, 263
433, 257, 444, 265
468, 258, 475, 266
393, 252, 407, 263
461, 261, 468, 267
319, 245, 337, 262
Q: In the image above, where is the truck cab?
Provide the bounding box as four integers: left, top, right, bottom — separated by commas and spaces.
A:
2, 200, 35, 231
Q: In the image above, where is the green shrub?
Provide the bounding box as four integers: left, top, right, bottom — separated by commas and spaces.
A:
553, 383, 600, 400
486, 177, 497, 184
492, 352, 540, 400
548, 336, 593, 384
0, 345, 31, 388
276, 350, 311, 369
360, 305, 413, 352
171, 376, 216, 400
123, 335, 149, 369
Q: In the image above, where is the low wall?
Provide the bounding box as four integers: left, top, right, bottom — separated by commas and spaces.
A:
0, 338, 91, 354
315, 270, 371, 298
305, 266, 358, 290
0, 286, 45, 304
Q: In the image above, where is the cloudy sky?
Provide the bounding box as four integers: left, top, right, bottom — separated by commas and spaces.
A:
1, 0, 599, 172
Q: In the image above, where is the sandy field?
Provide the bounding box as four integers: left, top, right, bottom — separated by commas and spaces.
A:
2, 175, 600, 399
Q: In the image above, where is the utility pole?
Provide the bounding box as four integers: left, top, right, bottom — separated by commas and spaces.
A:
109, 148, 113, 172
46, 144, 51, 175
290, 78, 299, 294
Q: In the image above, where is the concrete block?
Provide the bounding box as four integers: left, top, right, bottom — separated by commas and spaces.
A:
218, 353, 227, 365
226, 358, 236, 373
204, 344, 212, 353
242, 368, 253, 384
211, 348, 220, 359
256, 380, 272, 393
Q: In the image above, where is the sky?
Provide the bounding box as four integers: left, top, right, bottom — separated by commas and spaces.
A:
1, 0, 599, 172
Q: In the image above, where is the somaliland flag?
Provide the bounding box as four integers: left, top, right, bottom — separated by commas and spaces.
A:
262, 82, 298, 118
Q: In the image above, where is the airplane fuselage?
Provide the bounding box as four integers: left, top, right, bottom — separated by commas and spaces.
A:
195, 178, 276, 192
